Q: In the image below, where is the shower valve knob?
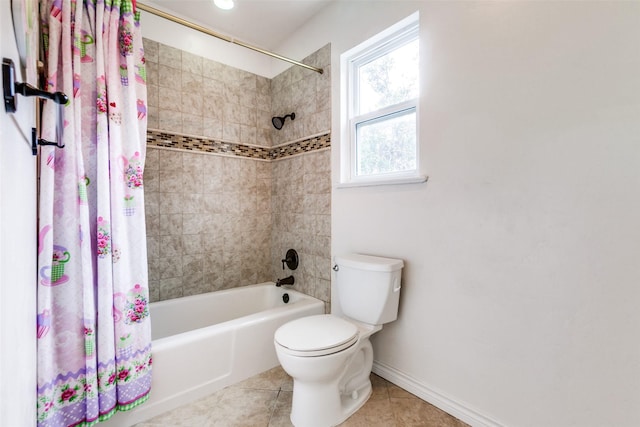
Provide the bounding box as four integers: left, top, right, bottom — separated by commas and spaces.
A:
281, 249, 299, 271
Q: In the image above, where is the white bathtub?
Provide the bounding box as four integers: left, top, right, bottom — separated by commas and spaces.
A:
100, 282, 324, 427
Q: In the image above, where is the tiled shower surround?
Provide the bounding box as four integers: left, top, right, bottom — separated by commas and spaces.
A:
143, 39, 332, 307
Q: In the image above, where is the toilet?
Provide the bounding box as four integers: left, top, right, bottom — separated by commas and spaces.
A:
274, 254, 404, 427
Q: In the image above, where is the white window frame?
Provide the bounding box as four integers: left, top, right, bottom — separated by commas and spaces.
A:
339, 12, 426, 187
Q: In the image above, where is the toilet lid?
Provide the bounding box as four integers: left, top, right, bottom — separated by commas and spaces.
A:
275, 315, 359, 357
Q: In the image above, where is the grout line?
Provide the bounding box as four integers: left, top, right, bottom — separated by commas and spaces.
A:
268, 388, 283, 426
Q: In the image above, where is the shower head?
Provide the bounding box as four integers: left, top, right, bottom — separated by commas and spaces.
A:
272, 113, 295, 130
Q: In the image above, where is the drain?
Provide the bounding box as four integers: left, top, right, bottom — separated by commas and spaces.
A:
282, 293, 290, 304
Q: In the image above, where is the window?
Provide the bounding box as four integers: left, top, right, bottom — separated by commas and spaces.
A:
341, 13, 425, 186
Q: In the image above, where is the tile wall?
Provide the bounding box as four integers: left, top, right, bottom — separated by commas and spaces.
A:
271, 45, 331, 146
271, 150, 331, 303
143, 39, 332, 306
144, 38, 273, 146
269, 44, 332, 304
144, 149, 273, 301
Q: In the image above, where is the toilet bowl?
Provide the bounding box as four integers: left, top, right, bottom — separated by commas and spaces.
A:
275, 315, 381, 427
274, 254, 404, 427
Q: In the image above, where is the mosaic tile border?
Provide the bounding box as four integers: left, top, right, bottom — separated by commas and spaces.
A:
147, 129, 330, 161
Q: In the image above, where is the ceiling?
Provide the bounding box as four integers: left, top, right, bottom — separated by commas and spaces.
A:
141, 0, 333, 50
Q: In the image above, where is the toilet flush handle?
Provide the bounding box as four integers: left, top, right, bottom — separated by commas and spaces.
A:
393, 278, 401, 292
332, 264, 339, 272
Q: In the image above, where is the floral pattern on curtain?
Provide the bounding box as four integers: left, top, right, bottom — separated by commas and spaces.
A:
37, 0, 151, 425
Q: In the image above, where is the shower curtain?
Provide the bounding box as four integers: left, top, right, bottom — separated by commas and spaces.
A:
36, 1, 151, 426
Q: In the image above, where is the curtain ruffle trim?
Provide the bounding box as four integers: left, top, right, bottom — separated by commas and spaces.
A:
95, 393, 151, 425
62, 393, 151, 427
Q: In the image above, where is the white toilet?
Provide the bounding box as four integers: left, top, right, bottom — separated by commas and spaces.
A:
274, 254, 404, 427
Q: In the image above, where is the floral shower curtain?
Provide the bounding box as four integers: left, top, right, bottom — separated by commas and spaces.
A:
36, 1, 151, 425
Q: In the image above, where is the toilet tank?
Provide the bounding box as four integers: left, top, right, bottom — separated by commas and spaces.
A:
334, 254, 404, 325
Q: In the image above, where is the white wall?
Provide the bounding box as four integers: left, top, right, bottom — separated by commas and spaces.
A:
0, 3, 309, 426
7, 2, 638, 426
276, 1, 640, 426
0, 1, 38, 425
139, 4, 329, 79
140, 8, 275, 77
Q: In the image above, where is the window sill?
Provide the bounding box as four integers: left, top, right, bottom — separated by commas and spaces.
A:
336, 174, 428, 189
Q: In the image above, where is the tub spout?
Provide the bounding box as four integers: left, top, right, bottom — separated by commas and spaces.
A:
276, 276, 295, 287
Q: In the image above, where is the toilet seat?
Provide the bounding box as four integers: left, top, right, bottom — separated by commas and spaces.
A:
274, 314, 359, 357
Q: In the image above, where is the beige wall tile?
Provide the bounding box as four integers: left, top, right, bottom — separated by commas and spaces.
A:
159, 148, 183, 170
158, 44, 181, 69
147, 108, 159, 129
159, 277, 183, 300
202, 77, 224, 98
240, 124, 257, 145
159, 170, 183, 193
183, 193, 205, 214
182, 170, 203, 194
202, 57, 225, 80
145, 44, 331, 303
146, 235, 159, 259
159, 235, 182, 258
183, 212, 207, 234
223, 122, 240, 142
222, 65, 242, 86
203, 95, 224, 120
159, 192, 184, 215
181, 51, 203, 76
182, 114, 203, 136
145, 61, 159, 88
181, 92, 204, 113
203, 232, 224, 252
182, 234, 204, 255
158, 64, 181, 90
159, 213, 183, 235
159, 88, 180, 112
143, 168, 159, 193
202, 119, 222, 139
223, 102, 241, 123
147, 83, 159, 108
148, 280, 160, 303
144, 192, 159, 216
142, 38, 159, 63
182, 71, 203, 94
158, 110, 182, 133
145, 214, 159, 237
158, 256, 183, 279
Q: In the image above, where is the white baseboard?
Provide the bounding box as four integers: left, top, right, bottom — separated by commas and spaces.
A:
372, 361, 504, 427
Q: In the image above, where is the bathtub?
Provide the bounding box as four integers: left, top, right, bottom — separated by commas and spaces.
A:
100, 282, 324, 427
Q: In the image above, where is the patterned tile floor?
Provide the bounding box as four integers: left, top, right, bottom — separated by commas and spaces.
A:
135, 366, 468, 427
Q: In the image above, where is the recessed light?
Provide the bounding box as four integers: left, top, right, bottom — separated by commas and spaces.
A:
214, 0, 234, 10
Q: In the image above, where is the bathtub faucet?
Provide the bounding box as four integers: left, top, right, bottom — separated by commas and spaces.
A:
276, 275, 295, 287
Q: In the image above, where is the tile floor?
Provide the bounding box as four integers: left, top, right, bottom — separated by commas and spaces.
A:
134, 366, 468, 427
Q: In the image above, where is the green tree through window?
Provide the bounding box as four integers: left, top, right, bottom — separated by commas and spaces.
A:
345, 18, 419, 183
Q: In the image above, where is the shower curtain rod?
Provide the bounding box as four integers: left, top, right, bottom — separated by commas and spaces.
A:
136, 2, 324, 74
